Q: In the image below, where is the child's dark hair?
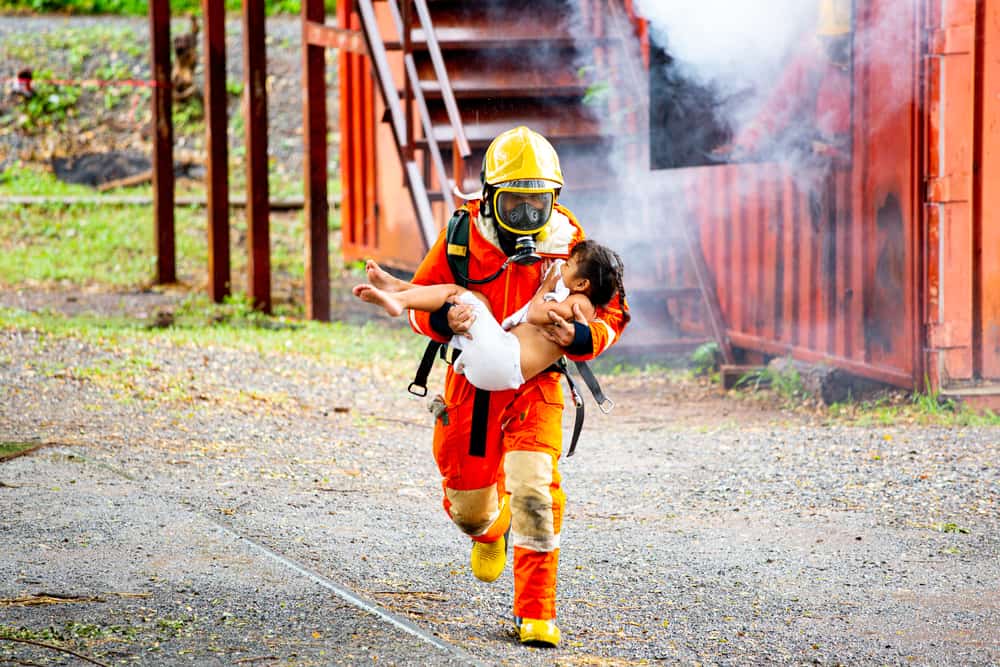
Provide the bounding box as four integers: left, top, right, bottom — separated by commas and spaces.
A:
570, 239, 630, 322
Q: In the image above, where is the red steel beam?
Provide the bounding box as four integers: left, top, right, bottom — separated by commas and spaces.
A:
243, 0, 271, 312
975, 0, 1000, 379
303, 20, 366, 54
203, 0, 230, 302
302, 0, 331, 321
925, 0, 976, 384
149, 0, 175, 284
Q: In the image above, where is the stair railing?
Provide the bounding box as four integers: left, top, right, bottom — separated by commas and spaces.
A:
356, 0, 475, 248
388, 0, 475, 202
356, 0, 438, 249
409, 0, 477, 201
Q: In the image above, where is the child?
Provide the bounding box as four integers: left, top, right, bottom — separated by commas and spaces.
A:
353, 240, 628, 392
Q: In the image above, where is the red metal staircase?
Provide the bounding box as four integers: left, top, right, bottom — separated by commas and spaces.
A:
340, 0, 647, 265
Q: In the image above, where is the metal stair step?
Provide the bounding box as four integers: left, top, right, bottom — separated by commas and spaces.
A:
420, 102, 608, 149
412, 50, 590, 99
386, 3, 621, 50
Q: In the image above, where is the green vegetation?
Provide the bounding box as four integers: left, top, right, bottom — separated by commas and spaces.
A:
734, 361, 808, 404
828, 391, 1000, 427
12, 72, 82, 131
0, 300, 425, 396
0, 442, 39, 458
0, 0, 335, 15
0, 197, 207, 288
0, 164, 325, 288
1, 23, 143, 66
689, 341, 720, 377
0, 621, 139, 642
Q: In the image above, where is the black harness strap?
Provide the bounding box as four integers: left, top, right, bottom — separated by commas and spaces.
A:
573, 360, 615, 414
408, 340, 443, 397
558, 363, 586, 457
469, 388, 491, 457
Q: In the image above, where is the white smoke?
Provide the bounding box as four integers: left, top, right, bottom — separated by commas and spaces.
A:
636, 0, 817, 100
635, 0, 820, 156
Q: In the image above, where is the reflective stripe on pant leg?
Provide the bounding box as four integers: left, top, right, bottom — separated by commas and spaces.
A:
443, 484, 510, 541
505, 449, 563, 619
504, 450, 560, 552
502, 381, 565, 621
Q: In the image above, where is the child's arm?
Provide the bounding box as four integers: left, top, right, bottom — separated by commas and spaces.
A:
524, 293, 595, 328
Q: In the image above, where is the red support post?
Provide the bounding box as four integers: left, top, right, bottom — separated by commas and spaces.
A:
302, 0, 331, 321
149, 0, 175, 284
203, 0, 230, 302
243, 0, 271, 312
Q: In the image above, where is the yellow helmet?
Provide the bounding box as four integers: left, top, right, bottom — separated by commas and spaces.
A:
482, 126, 563, 186
817, 0, 852, 36
481, 127, 563, 235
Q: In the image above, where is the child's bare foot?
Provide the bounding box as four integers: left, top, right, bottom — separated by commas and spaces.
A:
352, 284, 405, 317
365, 260, 407, 292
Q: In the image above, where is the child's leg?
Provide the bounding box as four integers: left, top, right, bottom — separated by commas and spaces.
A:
353, 282, 467, 317
365, 259, 413, 293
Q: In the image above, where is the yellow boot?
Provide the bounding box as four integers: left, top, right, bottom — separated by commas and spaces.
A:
470, 530, 507, 582
516, 617, 561, 647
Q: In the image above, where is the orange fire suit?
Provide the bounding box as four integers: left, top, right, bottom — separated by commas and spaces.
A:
408, 199, 628, 620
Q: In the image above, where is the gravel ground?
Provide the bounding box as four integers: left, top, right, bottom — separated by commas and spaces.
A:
2, 289, 999, 666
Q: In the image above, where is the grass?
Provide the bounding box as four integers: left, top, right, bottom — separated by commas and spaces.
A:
0, 163, 334, 290
1, 24, 144, 69
0, 441, 40, 458
733, 360, 808, 404
827, 390, 1000, 427
0, 298, 426, 409
0, 160, 396, 399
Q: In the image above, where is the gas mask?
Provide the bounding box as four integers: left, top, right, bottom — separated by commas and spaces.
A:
483, 179, 557, 265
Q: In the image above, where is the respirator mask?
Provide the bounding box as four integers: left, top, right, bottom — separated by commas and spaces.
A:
490, 180, 556, 266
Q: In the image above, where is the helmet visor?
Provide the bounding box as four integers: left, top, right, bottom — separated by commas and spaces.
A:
494, 186, 555, 235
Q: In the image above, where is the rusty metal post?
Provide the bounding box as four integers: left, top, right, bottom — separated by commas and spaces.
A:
302, 0, 330, 321
149, 0, 175, 284
402, 0, 414, 161
243, 0, 271, 312
203, 0, 230, 302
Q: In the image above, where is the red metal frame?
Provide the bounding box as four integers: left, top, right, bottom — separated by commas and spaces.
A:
976, 0, 1000, 381
149, 0, 175, 284
203, 0, 230, 302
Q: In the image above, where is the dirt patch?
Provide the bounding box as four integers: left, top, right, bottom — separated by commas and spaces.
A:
1, 15, 336, 184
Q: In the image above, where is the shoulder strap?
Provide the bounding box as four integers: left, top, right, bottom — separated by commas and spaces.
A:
409, 210, 470, 397
445, 209, 471, 288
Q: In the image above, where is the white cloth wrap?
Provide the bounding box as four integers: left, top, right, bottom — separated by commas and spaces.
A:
450, 292, 525, 391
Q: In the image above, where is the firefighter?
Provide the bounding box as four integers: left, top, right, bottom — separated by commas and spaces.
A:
401, 126, 629, 647
729, 0, 853, 163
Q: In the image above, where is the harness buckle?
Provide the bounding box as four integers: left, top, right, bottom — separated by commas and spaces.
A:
408, 382, 429, 397
598, 397, 615, 414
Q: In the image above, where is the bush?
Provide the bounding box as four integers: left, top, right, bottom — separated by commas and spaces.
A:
689, 341, 720, 376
